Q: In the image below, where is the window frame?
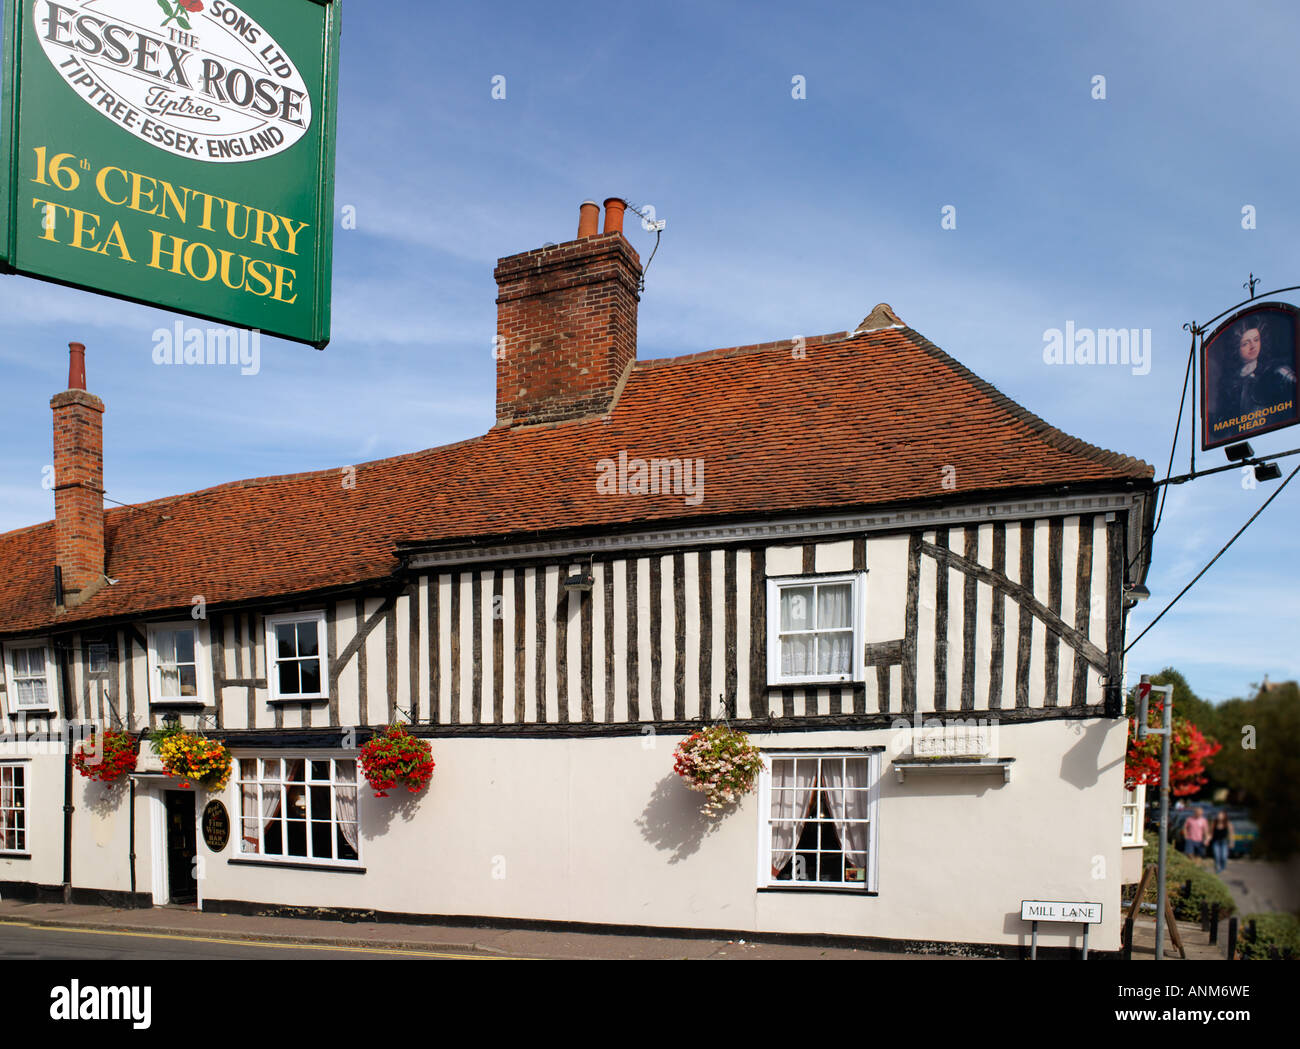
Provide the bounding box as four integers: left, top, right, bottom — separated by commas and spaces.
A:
1122, 784, 1146, 845
264, 611, 328, 702
2, 640, 58, 715
756, 748, 882, 893
234, 753, 361, 869
145, 621, 210, 707
766, 572, 867, 686
0, 762, 30, 856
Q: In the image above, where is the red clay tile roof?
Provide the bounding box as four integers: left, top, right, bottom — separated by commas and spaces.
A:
0, 325, 1152, 635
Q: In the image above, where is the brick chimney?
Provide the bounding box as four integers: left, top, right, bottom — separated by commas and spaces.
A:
51, 342, 105, 605
494, 198, 642, 427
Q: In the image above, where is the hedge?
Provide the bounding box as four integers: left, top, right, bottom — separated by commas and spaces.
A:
1237, 913, 1300, 960
1137, 832, 1237, 921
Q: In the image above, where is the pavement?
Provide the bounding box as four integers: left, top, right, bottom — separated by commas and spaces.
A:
1220, 856, 1300, 916
0, 898, 923, 960
1127, 914, 1230, 961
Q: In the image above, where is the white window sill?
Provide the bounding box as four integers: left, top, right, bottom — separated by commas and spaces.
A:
0, 852, 32, 860
149, 699, 208, 707
9, 706, 57, 715
758, 884, 875, 896
267, 695, 329, 704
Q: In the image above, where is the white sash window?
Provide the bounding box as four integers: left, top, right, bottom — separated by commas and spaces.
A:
265, 611, 327, 701
3, 642, 56, 713
758, 751, 881, 891
236, 755, 359, 865
0, 764, 27, 854
146, 623, 210, 705
767, 573, 866, 684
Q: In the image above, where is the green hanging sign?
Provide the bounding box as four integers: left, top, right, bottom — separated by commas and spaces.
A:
1, 0, 340, 347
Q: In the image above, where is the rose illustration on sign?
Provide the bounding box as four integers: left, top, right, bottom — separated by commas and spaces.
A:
33, 0, 313, 163
158, 0, 204, 30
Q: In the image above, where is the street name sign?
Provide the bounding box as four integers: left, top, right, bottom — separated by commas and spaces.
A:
1020, 900, 1103, 924
1, 0, 340, 347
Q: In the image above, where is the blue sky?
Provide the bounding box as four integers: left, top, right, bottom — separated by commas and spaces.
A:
2, 0, 1298, 702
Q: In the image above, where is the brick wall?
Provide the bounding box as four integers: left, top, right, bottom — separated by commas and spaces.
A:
50, 388, 105, 600
494, 231, 642, 426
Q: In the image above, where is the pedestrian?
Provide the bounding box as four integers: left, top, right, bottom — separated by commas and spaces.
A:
1210, 811, 1234, 874
1183, 807, 1209, 858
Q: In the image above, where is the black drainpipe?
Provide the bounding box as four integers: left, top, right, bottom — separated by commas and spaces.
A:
128, 774, 136, 898
56, 633, 75, 904
128, 728, 149, 903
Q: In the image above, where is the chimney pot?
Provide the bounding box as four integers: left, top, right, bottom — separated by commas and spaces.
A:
68, 342, 86, 390
602, 197, 627, 236
577, 200, 600, 239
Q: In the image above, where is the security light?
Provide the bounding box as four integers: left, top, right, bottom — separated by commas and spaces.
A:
1123, 583, 1150, 608
1254, 462, 1282, 483
563, 572, 595, 593
1224, 442, 1254, 462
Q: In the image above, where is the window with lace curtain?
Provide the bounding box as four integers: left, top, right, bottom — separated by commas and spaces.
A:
1122, 784, 1146, 845
236, 755, 360, 865
146, 622, 208, 705
758, 751, 880, 890
0, 764, 27, 854
766, 574, 865, 685
3, 641, 56, 713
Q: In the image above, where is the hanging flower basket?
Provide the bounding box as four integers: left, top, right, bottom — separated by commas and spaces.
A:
73, 729, 139, 783
359, 724, 435, 798
673, 724, 766, 818
149, 724, 232, 791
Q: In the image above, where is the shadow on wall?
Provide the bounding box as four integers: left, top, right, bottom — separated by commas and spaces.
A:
83, 780, 128, 821
887, 771, 1006, 799
1059, 719, 1123, 791
636, 773, 723, 863
360, 786, 424, 839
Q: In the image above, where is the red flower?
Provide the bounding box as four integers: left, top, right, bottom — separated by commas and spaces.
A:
180, 0, 203, 11
359, 725, 435, 797
1125, 701, 1222, 796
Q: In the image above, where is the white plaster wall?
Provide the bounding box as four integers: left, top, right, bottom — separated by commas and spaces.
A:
191, 719, 1128, 952
0, 755, 63, 891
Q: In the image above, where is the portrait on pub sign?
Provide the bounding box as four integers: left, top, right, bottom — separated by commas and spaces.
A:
1202, 303, 1300, 449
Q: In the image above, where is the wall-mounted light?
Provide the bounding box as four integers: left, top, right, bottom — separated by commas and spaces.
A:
563, 570, 595, 593
1123, 583, 1150, 608
562, 556, 595, 594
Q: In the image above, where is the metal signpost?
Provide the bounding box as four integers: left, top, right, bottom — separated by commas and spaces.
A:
1136, 674, 1176, 960
1, 0, 341, 347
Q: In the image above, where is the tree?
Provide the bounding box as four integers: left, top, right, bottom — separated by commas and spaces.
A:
1232, 681, 1300, 858
1125, 698, 1222, 797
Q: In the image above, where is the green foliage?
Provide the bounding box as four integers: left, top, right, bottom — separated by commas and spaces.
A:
1234, 682, 1300, 859
1237, 912, 1300, 960
147, 719, 186, 754
1139, 670, 1300, 859
1148, 668, 1219, 737
1140, 831, 1237, 920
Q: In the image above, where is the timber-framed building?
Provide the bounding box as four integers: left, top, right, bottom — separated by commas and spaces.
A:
0, 198, 1155, 956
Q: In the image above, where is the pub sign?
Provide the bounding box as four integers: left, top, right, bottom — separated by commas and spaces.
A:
1201, 301, 1300, 450
1, 0, 340, 346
